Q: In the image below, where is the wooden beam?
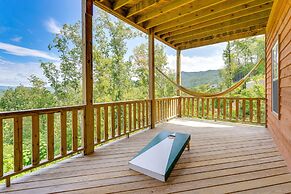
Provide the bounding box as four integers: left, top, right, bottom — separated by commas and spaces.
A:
177, 28, 265, 50
127, 0, 160, 18
168, 9, 271, 42
82, 0, 94, 155
144, 0, 223, 29
171, 18, 268, 44
93, 0, 177, 49
113, 0, 130, 10
156, 0, 272, 34
176, 50, 181, 96
148, 28, 156, 128
136, 0, 195, 24
162, 4, 272, 38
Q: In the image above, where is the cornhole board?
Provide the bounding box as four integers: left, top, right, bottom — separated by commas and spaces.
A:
129, 131, 191, 182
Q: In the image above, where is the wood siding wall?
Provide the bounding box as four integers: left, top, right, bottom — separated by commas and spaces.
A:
266, 0, 291, 170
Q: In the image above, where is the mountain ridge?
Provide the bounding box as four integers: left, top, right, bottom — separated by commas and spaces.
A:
181, 69, 221, 88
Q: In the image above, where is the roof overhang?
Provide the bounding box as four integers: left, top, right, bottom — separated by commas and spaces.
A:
93, 0, 273, 50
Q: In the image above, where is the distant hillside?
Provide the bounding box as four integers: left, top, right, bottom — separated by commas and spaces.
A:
181, 70, 221, 88
0, 86, 15, 92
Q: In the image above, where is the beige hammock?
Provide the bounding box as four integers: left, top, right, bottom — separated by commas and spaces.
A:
156, 58, 263, 98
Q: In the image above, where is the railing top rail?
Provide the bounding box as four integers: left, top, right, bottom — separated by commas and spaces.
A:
0, 105, 85, 119
93, 99, 151, 107
181, 96, 266, 100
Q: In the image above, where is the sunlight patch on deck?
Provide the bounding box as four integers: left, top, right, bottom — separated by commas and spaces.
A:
168, 119, 234, 128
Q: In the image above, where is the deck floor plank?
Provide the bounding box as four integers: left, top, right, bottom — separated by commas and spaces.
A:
0, 118, 290, 194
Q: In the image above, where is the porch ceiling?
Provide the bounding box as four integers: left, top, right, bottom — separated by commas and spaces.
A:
93, 0, 273, 50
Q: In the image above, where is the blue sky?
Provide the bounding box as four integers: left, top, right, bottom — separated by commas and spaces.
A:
0, 0, 226, 86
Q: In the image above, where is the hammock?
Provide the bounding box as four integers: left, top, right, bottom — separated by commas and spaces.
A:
156, 58, 263, 98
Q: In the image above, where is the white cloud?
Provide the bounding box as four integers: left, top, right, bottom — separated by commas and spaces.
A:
167, 53, 225, 72
45, 18, 61, 34
0, 58, 48, 86
11, 36, 22, 42
0, 42, 57, 60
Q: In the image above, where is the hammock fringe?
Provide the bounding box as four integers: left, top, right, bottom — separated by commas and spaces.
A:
156, 59, 263, 97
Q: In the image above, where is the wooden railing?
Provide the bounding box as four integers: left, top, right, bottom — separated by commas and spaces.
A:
0, 105, 84, 186
0, 96, 265, 186
0, 99, 154, 186
93, 99, 151, 145
156, 97, 180, 123
181, 97, 266, 125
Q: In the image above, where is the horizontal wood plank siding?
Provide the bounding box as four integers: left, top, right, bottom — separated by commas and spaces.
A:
266, 0, 291, 170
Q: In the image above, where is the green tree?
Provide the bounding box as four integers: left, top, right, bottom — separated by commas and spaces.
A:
130, 43, 175, 98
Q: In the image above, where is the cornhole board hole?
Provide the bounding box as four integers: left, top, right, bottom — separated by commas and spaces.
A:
129, 131, 191, 182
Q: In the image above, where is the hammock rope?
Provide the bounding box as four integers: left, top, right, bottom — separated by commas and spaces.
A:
156, 58, 263, 97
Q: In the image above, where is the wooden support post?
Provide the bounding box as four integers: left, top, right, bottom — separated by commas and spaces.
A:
149, 28, 156, 129
6, 177, 10, 187
176, 50, 181, 96
177, 50, 182, 117
82, 0, 94, 155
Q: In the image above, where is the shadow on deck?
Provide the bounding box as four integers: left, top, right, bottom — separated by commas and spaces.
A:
1, 118, 291, 193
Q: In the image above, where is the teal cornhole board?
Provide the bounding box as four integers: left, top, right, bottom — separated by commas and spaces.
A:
129, 131, 191, 182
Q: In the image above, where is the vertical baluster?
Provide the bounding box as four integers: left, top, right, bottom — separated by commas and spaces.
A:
169, 99, 172, 118
128, 103, 132, 132
242, 99, 246, 122
191, 98, 194, 117
95, 106, 101, 144
206, 98, 209, 119
14, 116, 23, 172
146, 101, 149, 126
236, 99, 239, 121
250, 99, 253, 123
133, 102, 137, 130
60, 111, 67, 156
257, 99, 261, 124
0, 118, 3, 177
229, 99, 233, 121
123, 104, 127, 134
32, 115, 40, 166
196, 98, 199, 118
183, 98, 186, 116
223, 98, 226, 120
117, 104, 121, 136
72, 110, 78, 151
157, 100, 161, 122
161, 101, 164, 120
142, 101, 145, 128
187, 98, 190, 117
111, 105, 115, 138
104, 105, 109, 141
47, 113, 54, 160
166, 99, 169, 119
211, 98, 214, 120
138, 102, 141, 129
217, 98, 220, 120
201, 98, 205, 118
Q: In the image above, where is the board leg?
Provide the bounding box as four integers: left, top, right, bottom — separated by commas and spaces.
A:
187, 142, 190, 151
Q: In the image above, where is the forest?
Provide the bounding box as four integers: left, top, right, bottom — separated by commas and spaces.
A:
0, 11, 265, 174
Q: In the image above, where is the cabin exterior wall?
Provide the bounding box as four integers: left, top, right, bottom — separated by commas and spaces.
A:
266, 0, 291, 170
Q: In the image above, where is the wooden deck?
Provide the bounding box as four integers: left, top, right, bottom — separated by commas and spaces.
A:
1, 118, 291, 194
